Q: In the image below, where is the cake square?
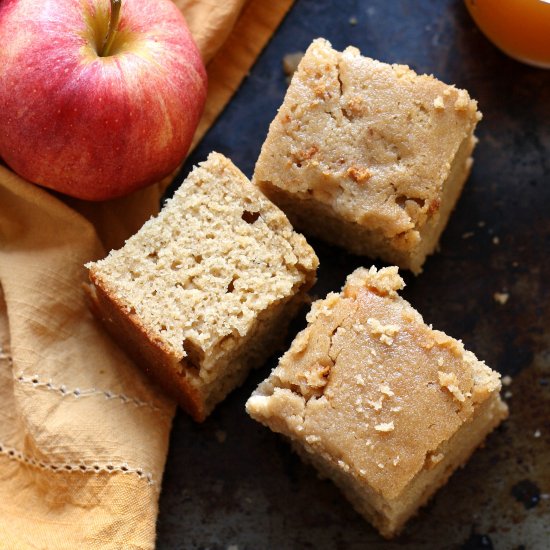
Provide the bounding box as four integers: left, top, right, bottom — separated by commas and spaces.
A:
246, 266, 507, 538
87, 152, 318, 421
254, 39, 482, 273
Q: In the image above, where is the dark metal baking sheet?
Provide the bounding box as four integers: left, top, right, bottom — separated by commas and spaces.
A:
157, 1, 550, 548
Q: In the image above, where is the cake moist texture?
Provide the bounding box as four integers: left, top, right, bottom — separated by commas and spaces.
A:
254, 38, 482, 273
87, 152, 318, 421
246, 266, 507, 537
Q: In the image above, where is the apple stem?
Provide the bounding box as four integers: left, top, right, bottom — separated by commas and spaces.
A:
100, 0, 122, 57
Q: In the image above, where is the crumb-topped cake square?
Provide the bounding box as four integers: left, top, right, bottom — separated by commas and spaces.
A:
246, 266, 507, 537
87, 152, 318, 421
254, 39, 482, 273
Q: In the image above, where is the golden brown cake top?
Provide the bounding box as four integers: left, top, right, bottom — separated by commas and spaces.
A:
253, 38, 481, 240
88, 152, 318, 370
247, 267, 501, 501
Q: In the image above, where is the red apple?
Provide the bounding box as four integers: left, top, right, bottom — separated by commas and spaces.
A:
0, 0, 207, 200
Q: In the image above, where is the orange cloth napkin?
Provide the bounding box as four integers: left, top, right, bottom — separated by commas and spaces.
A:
0, 1, 293, 548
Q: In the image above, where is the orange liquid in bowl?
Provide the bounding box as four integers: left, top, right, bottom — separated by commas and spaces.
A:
465, 0, 550, 68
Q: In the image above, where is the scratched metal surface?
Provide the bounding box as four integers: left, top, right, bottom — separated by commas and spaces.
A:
157, 1, 550, 548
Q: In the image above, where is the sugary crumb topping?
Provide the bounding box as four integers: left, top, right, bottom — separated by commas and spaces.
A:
438, 371, 466, 402
366, 318, 401, 345
433, 96, 445, 110
306, 292, 340, 323
374, 421, 395, 432
379, 384, 394, 397
343, 266, 405, 298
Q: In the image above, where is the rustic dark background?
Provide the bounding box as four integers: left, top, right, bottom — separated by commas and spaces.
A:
157, 1, 550, 548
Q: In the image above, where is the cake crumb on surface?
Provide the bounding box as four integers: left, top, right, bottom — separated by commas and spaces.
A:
347, 165, 372, 183
429, 453, 444, 466
338, 460, 351, 472
375, 421, 395, 432
433, 96, 445, 109
367, 318, 400, 346
438, 371, 466, 402
454, 90, 472, 110
367, 396, 384, 411
502, 375, 512, 386
493, 292, 509, 305
344, 266, 405, 298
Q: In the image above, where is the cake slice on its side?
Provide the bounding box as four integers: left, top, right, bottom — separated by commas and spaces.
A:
254, 38, 482, 273
246, 266, 507, 538
87, 152, 318, 421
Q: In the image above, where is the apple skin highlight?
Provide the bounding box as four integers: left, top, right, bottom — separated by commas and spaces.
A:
0, 0, 207, 201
